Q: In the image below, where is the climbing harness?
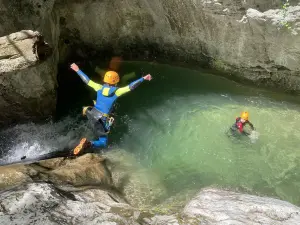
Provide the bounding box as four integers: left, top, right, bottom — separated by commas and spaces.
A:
85, 106, 114, 133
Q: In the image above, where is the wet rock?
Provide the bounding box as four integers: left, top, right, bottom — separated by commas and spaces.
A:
183, 188, 300, 224
36, 157, 66, 169
34, 153, 112, 186
0, 164, 36, 189
0, 182, 140, 225
0, 154, 112, 190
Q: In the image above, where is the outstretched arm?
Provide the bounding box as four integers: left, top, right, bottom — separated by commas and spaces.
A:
115, 74, 152, 97
247, 121, 255, 130
70, 63, 102, 91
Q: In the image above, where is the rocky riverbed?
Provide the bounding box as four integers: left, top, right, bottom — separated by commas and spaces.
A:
1, 152, 300, 225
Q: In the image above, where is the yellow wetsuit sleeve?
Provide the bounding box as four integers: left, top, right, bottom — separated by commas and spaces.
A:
115, 77, 145, 97
87, 80, 102, 91
115, 86, 130, 97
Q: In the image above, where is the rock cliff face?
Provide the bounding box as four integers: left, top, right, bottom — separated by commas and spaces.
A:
56, 0, 300, 91
0, 0, 299, 124
0, 30, 56, 125
0, 0, 58, 125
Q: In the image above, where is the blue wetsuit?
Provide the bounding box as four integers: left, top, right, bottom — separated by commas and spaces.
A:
76, 69, 145, 148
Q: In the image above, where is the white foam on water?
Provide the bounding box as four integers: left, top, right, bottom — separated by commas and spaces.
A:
0, 116, 93, 163
249, 130, 260, 143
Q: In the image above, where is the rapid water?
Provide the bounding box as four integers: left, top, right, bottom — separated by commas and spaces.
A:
1, 61, 300, 206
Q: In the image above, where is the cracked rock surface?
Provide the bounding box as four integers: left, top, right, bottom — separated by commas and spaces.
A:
183, 188, 300, 225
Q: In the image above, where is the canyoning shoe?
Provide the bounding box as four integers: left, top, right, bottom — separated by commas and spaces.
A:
73, 138, 91, 155
82, 106, 89, 116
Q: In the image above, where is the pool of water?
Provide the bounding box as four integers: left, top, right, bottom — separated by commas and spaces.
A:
112, 62, 300, 206
1, 61, 300, 206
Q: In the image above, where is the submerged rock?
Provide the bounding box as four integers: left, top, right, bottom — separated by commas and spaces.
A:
105, 150, 168, 208
183, 188, 300, 224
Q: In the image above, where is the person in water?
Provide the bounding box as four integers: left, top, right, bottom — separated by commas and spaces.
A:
230, 111, 255, 136
70, 63, 152, 155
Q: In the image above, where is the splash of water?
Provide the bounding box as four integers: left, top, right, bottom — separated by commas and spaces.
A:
249, 130, 260, 143
0, 116, 93, 163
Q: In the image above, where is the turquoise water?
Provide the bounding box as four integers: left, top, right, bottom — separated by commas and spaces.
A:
108, 62, 300, 205
1, 61, 300, 206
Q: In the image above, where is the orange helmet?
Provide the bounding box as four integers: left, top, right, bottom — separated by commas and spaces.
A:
241, 111, 249, 120
104, 71, 119, 85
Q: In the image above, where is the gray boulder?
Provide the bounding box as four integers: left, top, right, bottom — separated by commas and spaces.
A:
0, 182, 140, 225
0, 30, 57, 125
183, 188, 300, 225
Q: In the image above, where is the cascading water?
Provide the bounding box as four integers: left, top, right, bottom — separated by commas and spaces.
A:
1, 61, 300, 206
0, 116, 94, 163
